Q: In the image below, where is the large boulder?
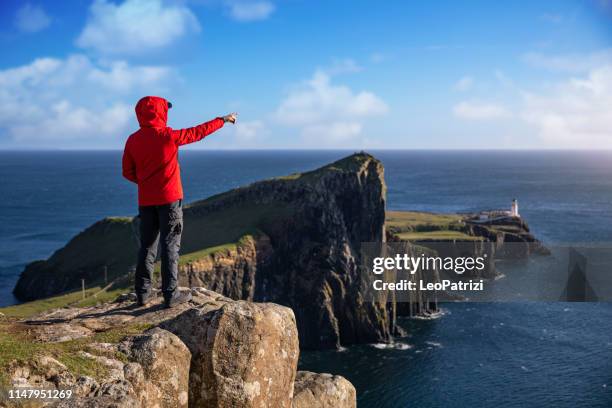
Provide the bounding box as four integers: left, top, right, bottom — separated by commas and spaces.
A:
161, 300, 299, 408
124, 328, 191, 408
292, 371, 356, 408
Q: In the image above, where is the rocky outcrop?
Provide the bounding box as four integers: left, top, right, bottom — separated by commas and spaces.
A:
52, 328, 190, 408
292, 371, 356, 408
465, 217, 549, 257
5, 288, 353, 408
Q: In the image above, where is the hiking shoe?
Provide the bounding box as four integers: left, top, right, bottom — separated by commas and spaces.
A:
136, 292, 155, 307
164, 290, 192, 309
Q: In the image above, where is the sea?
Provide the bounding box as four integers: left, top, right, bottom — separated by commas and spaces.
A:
1, 150, 611, 407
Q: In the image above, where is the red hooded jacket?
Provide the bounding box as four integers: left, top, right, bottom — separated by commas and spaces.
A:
122, 96, 224, 206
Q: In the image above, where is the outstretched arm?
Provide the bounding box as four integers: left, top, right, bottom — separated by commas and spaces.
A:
171, 113, 237, 146
122, 145, 137, 183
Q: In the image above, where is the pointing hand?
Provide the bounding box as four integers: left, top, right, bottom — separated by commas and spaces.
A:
222, 112, 238, 124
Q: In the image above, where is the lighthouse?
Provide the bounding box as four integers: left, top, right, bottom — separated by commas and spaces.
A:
511, 199, 519, 217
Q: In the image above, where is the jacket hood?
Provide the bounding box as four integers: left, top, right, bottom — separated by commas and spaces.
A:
135, 96, 169, 128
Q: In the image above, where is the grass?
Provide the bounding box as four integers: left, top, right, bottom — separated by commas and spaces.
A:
295, 152, 374, 180
104, 216, 134, 224
153, 241, 244, 277
386, 211, 464, 232
71, 286, 130, 308
0, 322, 152, 387
0, 281, 130, 320
181, 202, 291, 254
271, 152, 374, 182
275, 173, 302, 181
178, 243, 239, 264
386, 210, 483, 241
315, 152, 372, 173
396, 230, 482, 241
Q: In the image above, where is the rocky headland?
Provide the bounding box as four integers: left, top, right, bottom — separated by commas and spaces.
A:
4, 152, 548, 406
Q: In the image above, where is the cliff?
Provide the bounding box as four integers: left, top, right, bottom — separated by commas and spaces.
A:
1, 288, 356, 408
14, 153, 396, 350
13, 217, 139, 301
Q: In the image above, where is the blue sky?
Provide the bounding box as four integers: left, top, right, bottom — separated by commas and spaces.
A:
0, 0, 611, 149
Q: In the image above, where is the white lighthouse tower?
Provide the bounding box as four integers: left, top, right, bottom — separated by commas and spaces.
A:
511, 199, 519, 217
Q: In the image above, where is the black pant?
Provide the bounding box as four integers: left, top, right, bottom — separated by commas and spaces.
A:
135, 199, 183, 301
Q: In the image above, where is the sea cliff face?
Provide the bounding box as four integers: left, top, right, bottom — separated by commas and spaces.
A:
464, 217, 549, 258
175, 152, 394, 349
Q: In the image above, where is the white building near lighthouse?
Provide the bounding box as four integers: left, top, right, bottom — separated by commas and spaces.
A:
473, 199, 520, 222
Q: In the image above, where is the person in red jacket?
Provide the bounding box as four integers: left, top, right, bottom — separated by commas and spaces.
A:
122, 96, 236, 308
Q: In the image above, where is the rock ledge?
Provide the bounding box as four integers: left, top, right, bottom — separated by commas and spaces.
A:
4, 288, 354, 408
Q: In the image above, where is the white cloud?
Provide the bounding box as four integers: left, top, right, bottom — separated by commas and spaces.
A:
10, 100, 131, 142
235, 120, 265, 141
77, 0, 200, 55
274, 70, 388, 146
225, 0, 275, 22
523, 49, 612, 73
453, 76, 473, 91
448, 51, 612, 148
0, 55, 171, 147
521, 65, 612, 148
88, 61, 170, 92
453, 101, 511, 120
14, 3, 51, 33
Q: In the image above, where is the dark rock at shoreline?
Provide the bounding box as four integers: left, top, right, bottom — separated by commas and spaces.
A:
464, 216, 550, 257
